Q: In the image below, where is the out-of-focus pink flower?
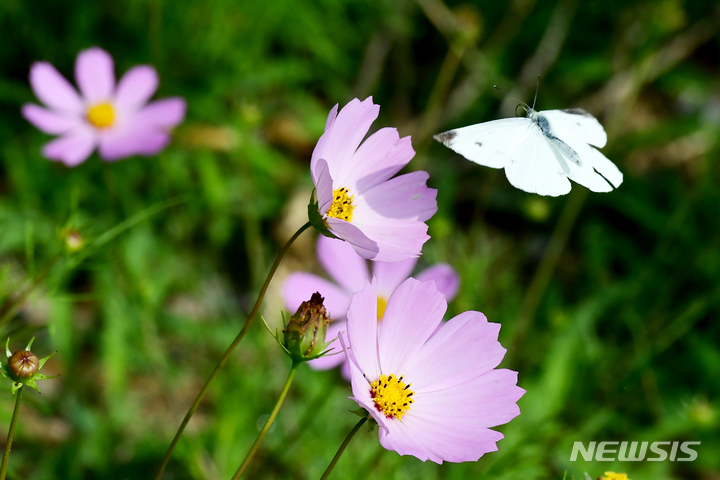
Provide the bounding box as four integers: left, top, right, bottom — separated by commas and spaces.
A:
340, 278, 524, 463
282, 235, 459, 374
22, 47, 186, 166
310, 97, 437, 262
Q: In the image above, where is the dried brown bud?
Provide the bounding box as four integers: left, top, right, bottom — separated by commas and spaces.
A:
283, 292, 330, 360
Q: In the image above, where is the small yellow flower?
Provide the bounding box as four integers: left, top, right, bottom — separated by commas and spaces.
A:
601, 473, 630, 480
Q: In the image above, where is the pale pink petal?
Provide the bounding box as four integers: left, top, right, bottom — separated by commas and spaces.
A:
97, 126, 170, 161
349, 216, 429, 262
75, 47, 115, 103
415, 264, 460, 301
414, 370, 524, 426
316, 236, 368, 293
42, 127, 97, 167
326, 217, 379, 260
324, 103, 339, 131
22, 104, 82, 134
281, 272, 351, 320
339, 129, 414, 193
403, 311, 506, 391
133, 97, 186, 130
131, 130, 172, 156
378, 279, 446, 375
345, 279, 381, 380
398, 413, 503, 463
379, 417, 439, 462
97, 125, 141, 160
311, 97, 379, 180
373, 258, 417, 299
343, 331, 390, 432
28, 62, 83, 114
340, 359, 351, 380
308, 320, 347, 370
354, 171, 438, 222
114, 65, 159, 113
313, 159, 333, 213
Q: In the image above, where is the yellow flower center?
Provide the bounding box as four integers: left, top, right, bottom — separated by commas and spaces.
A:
601, 474, 630, 480
87, 102, 115, 128
370, 374, 414, 420
377, 296, 388, 320
326, 187, 355, 222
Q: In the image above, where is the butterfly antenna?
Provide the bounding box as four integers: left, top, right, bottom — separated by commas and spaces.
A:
493, 85, 530, 113
531, 76, 540, 110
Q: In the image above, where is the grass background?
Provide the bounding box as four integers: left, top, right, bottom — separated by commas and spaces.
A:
0, 0, 719, 478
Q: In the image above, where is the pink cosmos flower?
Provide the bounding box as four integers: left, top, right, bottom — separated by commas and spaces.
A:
282, 235, 460, 373
311, 97, 437, 262
22, 47, 186, 167
340, 278, 524, 463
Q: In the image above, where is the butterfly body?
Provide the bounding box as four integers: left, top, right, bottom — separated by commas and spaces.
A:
434, 107, 622, 197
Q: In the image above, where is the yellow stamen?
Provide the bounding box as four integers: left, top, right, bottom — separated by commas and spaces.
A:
377, 296, 388, 320
370, 374, 414, 420
87, 103, 115, 128
326, 187, 355, 222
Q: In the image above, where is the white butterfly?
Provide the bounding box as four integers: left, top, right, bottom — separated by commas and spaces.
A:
434, 102, 623, 197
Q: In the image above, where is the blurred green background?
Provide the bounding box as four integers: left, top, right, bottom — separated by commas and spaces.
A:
1, 0, 719, 478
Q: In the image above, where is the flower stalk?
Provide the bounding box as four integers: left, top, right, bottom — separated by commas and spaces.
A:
319, 416, 368, 480
231, 362, 300, 479
154, 221, 311, 480
0, 387, 23, 480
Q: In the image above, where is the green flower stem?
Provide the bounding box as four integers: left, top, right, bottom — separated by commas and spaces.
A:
154, 221, 311, 480
319, 416, 368, 480
232, 362, 300, 479
0, 387, 24, 480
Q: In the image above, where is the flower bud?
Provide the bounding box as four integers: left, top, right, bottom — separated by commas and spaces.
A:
1, 337, 57, 394
283, 292, 330, 360
62, 229, 84, 251
9, 350, 39, 379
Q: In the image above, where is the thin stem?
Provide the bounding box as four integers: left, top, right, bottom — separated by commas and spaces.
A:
232, 362, 300, 479
0, 387, 24, 480
319, 416, 368, 480
154, 221, 311, 480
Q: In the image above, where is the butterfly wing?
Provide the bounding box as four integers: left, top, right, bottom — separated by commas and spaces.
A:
560, 134, 624, 188
541, 108, 607, 148
503, 127, 572, 197
541, 109, 623, 188
545, 137, 613, 192
434, 118, 531, 169
436, 117, 572, 196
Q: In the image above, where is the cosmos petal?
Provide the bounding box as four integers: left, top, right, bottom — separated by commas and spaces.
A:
378, 278, 447, 375
316, 235, 368, 293
28, 62, 83, 114
75, 47, 115, 103
281, 272, 351, 321
345, 278, 381, 380
415, 263, 460, 301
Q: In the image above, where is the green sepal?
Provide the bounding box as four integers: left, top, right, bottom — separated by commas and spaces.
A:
38, 351, 56, 370
307, 190, 339, 240
5, 339, 10, 358
349, 408, 368, 418
11, 382, 22, 396
261, 314, 293, 357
